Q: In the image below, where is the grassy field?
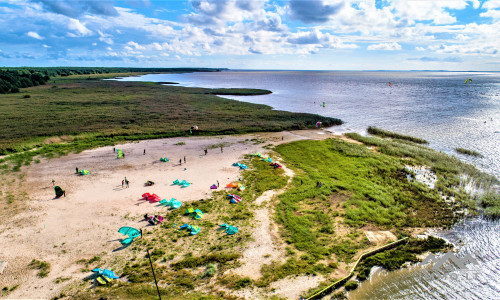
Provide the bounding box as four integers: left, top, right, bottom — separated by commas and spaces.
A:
0, 73, 340, 171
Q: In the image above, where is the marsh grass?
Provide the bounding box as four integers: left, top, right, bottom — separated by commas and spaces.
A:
455, 147, 483, 157
367, 126, 428, 144
0, 74, 341, 171
355, 236, 451, 281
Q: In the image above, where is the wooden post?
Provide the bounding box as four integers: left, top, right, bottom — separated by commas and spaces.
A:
147, 249, 161, 300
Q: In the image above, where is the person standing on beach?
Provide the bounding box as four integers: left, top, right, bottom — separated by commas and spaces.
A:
52, 179, 55, 186
204, 149, 208, 155
184, 156, 186, 163
217, 180, 219, 187
125, 179, 129, 188
122, 180, 124, 188
143, 149, 146, 155
76, 167, 78, 174
113, 147, 115, 152
179, 159, 182, 165
221, 146, 223, 153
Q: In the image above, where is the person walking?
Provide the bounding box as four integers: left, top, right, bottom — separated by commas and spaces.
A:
184, 156, 186, 163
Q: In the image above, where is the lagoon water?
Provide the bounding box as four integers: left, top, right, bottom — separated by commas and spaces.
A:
117, 71, 500, 299
120, 71, 499, 179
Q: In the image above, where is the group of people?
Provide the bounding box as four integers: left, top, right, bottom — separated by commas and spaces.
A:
122, 177, 129, 188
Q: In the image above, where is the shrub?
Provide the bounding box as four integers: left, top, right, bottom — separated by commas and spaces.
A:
345, 281, 358, 291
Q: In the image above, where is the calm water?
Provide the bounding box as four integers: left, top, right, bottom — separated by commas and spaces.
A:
119, 71, 500, 178
117, 71, 500, 299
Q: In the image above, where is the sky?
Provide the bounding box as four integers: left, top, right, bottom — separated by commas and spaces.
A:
1, 0, 499, 71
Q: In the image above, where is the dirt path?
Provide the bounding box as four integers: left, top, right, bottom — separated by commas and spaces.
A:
232, 164, 294, 279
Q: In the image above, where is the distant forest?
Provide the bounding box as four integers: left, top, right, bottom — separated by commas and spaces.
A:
0, 67, 225, 94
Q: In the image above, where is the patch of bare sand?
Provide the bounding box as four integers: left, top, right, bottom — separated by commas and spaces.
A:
0, 130, 329, 299
364, 231, 398, 245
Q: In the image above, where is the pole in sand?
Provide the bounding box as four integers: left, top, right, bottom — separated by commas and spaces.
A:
147, 248, 161, 300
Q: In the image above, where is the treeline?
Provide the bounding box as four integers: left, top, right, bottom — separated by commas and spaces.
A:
0, 67, 226, 94
0, 69, 50, 94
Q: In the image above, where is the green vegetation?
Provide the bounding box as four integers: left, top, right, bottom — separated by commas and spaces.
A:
455, 147, 483, 157
0, 67, 225, 94
273, 138, 454, 259
0, 69, 50, 93
344, 132, 497, 190
262, 134, 497, 290
367, 126, 428, 144
480, 193, 500, 218
344, 281, 358, 291
0, 73, 340, 170
28, 259, 51, 277
356, 236, 451, 281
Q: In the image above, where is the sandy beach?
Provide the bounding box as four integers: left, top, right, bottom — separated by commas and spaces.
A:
0, 129, 336, 299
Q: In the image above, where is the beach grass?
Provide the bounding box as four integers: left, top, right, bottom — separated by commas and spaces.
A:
367, 126, 428, 144
455, 147, 483, 157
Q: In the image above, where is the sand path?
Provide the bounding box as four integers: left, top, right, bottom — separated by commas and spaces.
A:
232, 164, 294, 279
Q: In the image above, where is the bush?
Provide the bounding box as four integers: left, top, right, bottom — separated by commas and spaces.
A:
345, 281, 358, 291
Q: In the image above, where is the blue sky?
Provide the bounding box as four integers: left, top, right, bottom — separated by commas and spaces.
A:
1, 0, 499, 70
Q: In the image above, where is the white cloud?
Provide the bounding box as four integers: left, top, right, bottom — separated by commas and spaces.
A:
67, 18, 92, 36
483, 0, 500, 9
480, 9, 500, 19
415, 46, 425, 51
367, 42, 402, 51
127, 41, 145, 50
390, 0, 467, 25
27, 31, 43, 40
98, 30, 114, 45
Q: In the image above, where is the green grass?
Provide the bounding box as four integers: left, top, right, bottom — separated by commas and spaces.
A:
264, 136, 498, 278
455, 147, 483, 157
355, 236, 451, 281
367, 126, 428, 144
345, 132, 497, 190
480, 193, 500, 218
